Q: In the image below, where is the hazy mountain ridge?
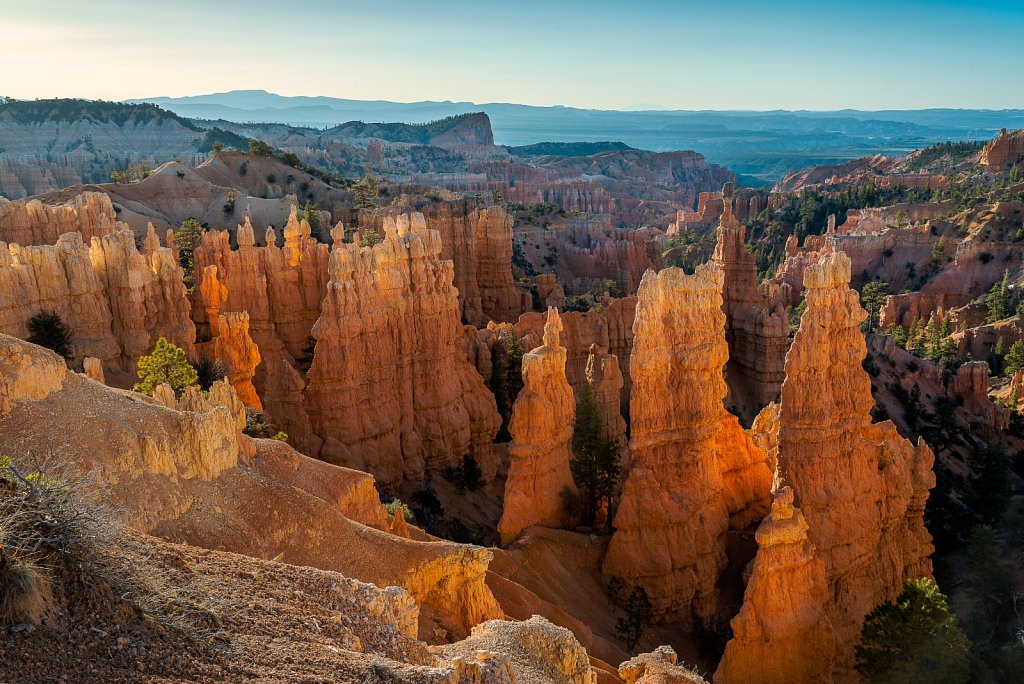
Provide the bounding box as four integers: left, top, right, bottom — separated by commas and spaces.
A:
129, 90, 1024, 180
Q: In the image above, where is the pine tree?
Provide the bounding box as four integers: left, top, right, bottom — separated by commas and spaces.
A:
570, 384, 621, 528
615, 586, 653, 652
134, 337, 198, 396
860, 280, 890, 332
174, 218, 205, 292
26, 310, 74, 360
1005, 340, 1024, 375
985, 269, 1011, 323
855, 578, 970, 684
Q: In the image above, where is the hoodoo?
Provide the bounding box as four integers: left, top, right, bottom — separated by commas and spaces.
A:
305, 212, 500, 486
603, 263, 771, 622
498, 306, 578, 545
775, 251, 935, 673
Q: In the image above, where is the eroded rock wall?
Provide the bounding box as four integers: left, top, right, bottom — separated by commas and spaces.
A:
498, 308, 577, 545
603, 264, 771, 622
712, 194, 788, 423
305, 212, 500, 486
776, 251, 934, 672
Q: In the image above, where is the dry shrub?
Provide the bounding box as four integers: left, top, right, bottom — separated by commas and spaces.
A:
0, 453, 231, 642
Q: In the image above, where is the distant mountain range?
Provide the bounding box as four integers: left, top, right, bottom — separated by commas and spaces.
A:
129, 90, 1024, 181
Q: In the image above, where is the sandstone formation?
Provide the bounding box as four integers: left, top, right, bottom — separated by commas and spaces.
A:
441, 615, 597, 684
367, 200, 530, 325
512, 296, 637, 414
0, 191, 123, 245
192, 212, 329, 453
603, 264, 772, 622
0, 228, 194, 381
775, 252, 935, 672
536, 273, 567, 309
498, 308, 578, 545
714, 487, 836, 684
980, 128, 1024, 172
712, 187, 788, 422
620, 646, 707, 684
585, 343, 627, 448
201, 311, 262, 409
0, 333, 504, 642
305, 212, 501, 486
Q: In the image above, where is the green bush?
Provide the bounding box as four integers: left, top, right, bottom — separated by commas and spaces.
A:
134, 338, 198, 396
385, 500, 415, 524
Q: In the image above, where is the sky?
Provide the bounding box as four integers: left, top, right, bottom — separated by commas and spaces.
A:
2, 0, 1023, 111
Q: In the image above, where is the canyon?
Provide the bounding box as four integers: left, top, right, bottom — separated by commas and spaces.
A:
1, 104, 1021, 683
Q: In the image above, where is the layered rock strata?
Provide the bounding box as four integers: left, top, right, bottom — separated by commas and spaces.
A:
0, 228, 194, 380
498, 308, 578, 545
776, 252, 934, 672
0, 333, 504, 642
0, 191, 123, 245
305, 212, 501, 486
192, 212, 329, 453
602, 264, 771, 622
369, 201, 529, 325
714, 487, 836, 684
712, 192, 788, 423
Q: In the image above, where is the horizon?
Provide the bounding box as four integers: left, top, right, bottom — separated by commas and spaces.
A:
4, 0, 1024, 111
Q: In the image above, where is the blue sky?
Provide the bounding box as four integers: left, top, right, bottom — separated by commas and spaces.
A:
3, 0, 1022, 109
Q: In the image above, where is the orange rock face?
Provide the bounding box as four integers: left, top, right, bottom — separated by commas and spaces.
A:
585, 343, 627, 449
0, 229, 194, 382
776, 252, 934, 672
603, 264, 771, 622
980, 128, 1024, 172
421, 202, 528, 325
305, 212, 500, 486
714, 487, 836, 684
498, 307, 578, 545
192, 213, 329, 453
201, 311, 263, 410
0, 192, 122, 246
712, 193, 788, 423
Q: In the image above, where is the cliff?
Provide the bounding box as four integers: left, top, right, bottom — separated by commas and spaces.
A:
0, 191, 123, 245
602, 264, 771, 622
498, 308, 578, 545
979, 128, 1024, 172
776, 252, 935, 674
0, 332, 504, 643
712, 187, 788, 423
305, 212, 501, 486
714, 487, 836, 684
0, 228, 194, 382
192, 212, 329, 453
367, 199, 529, 325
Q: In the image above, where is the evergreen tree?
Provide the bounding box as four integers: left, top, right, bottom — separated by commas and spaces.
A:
134, 337, 198, 396
570, 384, 621, 528
26, 310, 74, 360
964, 445, 1011, 525
1005, 340, 1024, 375
855, 578, 970, 684
860, 280, 890, 332
615, 585, 653, 652
962, 525, 1015, 644
985, 269, 1011, 323
174, 218, 205, 292
353, 174, 379, 211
